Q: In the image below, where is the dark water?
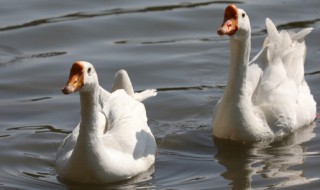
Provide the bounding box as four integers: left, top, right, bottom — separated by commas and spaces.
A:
0, 0, 319, 189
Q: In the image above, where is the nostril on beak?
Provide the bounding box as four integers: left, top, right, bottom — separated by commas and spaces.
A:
62, 85, 73, 94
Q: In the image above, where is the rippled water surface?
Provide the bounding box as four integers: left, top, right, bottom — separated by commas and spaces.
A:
0, 0, 320, 189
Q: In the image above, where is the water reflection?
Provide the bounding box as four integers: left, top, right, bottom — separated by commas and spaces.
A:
214, 123, 318, 190
59, 166, 155, 190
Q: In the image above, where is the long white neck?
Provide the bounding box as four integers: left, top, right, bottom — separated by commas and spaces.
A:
70, 85, 106, 160
79, 86, 105, 137
223, 35, 251, 102
68, 85, 108, 178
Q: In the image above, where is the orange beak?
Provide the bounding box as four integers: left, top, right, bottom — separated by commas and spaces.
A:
217, 4, 239, 36
62, 62, 84, 94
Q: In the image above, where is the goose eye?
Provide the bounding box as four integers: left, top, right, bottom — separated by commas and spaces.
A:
87, 67, 92, 74
242, 13, 245, 18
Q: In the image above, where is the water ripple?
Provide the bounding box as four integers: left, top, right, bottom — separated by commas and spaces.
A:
156, 84, 225, 92
0, 46, 66, 67
7, 125, 71, 134
0, 0, 242, 32
305, 70, 320, 76
0, 97, 52, 105
114, 35, 221, 45
136, 84, 225, 94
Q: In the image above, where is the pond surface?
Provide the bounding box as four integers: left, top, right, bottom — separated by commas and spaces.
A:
0, 0, 320, 189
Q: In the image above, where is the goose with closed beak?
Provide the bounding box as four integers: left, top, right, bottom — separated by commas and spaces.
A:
213, 4, 316, 142
56, 61, 157, 184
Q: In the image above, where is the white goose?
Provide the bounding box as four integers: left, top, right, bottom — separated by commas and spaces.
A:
212, 4, 316, 142
56, 61, 157, 184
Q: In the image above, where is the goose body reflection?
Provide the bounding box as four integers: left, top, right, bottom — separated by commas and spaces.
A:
214, 123, 318, 190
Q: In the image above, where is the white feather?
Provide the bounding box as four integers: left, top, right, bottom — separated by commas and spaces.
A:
56, 63, 156, 184
213, 7, 316, 142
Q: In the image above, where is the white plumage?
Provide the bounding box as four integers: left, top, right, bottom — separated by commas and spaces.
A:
56, 61, 157, 184
213, 4, 316, 142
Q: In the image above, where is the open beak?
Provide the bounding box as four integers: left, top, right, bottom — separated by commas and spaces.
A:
62, 62, 84, 95
217, 4, 239, 36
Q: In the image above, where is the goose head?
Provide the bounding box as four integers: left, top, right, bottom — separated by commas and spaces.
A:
217, 4, 251, 40
62, 61, 99, 94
